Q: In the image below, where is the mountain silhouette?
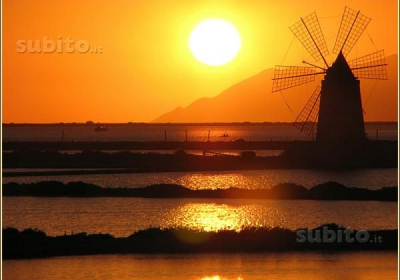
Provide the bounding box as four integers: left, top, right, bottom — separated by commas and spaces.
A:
152, 54, 397, 123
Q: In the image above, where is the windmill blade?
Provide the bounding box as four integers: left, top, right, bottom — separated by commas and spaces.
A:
272, 65, 324, 92
333, 6, 371, 56
290, 12, 329, 67
349, 50, 388, 80
293, 85, 321, 135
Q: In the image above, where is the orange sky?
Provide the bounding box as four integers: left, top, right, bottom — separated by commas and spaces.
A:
3, 0, 398, 123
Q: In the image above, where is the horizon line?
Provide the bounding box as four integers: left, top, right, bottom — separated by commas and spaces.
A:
2, 121, 398, 126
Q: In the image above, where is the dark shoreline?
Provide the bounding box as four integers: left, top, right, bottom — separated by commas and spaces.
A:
3, 224, 397, 259
2, 140, 306, 151
3, 121, 397, 126
3, 181, 397, 201
3, 140, 398, 170
3, 168, 141, 177
3, 139, 397, 152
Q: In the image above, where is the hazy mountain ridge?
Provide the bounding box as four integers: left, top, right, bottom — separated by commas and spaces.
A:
153, 54, 398, 123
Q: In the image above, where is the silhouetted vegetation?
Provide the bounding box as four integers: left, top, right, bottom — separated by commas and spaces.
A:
3, 224, 397, 259
2, 181, 397, 201
241, 150, 257, 158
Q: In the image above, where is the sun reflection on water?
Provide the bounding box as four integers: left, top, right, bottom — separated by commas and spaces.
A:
177, 173, 247, 190
200, 276, 243, 280
163, 202, 287, 232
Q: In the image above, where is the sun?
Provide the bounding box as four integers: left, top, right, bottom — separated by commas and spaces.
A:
189, 19, 241, 66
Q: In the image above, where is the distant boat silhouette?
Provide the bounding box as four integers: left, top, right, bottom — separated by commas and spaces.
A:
94, 125, 108, 132
220, 132, 229, 138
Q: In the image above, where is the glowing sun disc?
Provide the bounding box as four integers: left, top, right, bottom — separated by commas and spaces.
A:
189, 19, 241, 66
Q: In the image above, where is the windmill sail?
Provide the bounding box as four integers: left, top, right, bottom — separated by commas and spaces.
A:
290, 12, 329, 67
272, 65, 324, 92
349, 50, 388, 80
293, 85, 321, 135
272, 6, 387, 143
333, 6, 371, 56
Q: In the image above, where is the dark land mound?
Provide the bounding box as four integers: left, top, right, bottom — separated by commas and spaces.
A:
3, 224, 397, 259
3, 140, 397, 170
3, 181, 397, 201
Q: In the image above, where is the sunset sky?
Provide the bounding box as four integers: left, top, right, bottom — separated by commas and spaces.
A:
3, 0, 398, 123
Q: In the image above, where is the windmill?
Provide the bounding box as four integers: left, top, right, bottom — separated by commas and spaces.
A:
272, 7, 387, 145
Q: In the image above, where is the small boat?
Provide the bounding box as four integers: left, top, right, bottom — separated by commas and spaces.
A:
94, 125, 108, 132
220, 132, 229, 138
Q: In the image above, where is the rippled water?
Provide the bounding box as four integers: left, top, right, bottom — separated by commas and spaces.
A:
3, 252, 397, 280
3, 168, 397, 190
3, 123, 397, 142
3, 124, 397, 279
3, 197, 396, 236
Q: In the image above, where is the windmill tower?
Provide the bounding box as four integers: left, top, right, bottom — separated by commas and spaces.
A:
272, 7, 387, 146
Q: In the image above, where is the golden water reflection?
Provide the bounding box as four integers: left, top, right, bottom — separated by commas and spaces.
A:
4, 197, 397, 236
200, 276, 243, 280
3, 252, 397, 280
163, 203, 287, 232
179, 173, 246, 190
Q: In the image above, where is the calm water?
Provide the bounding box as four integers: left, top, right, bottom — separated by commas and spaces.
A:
3, 125, 398, 279
3, 123, 397, 142
3, 197, 397, 236
3, 252, 398, 280
3, 168, 397, 190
